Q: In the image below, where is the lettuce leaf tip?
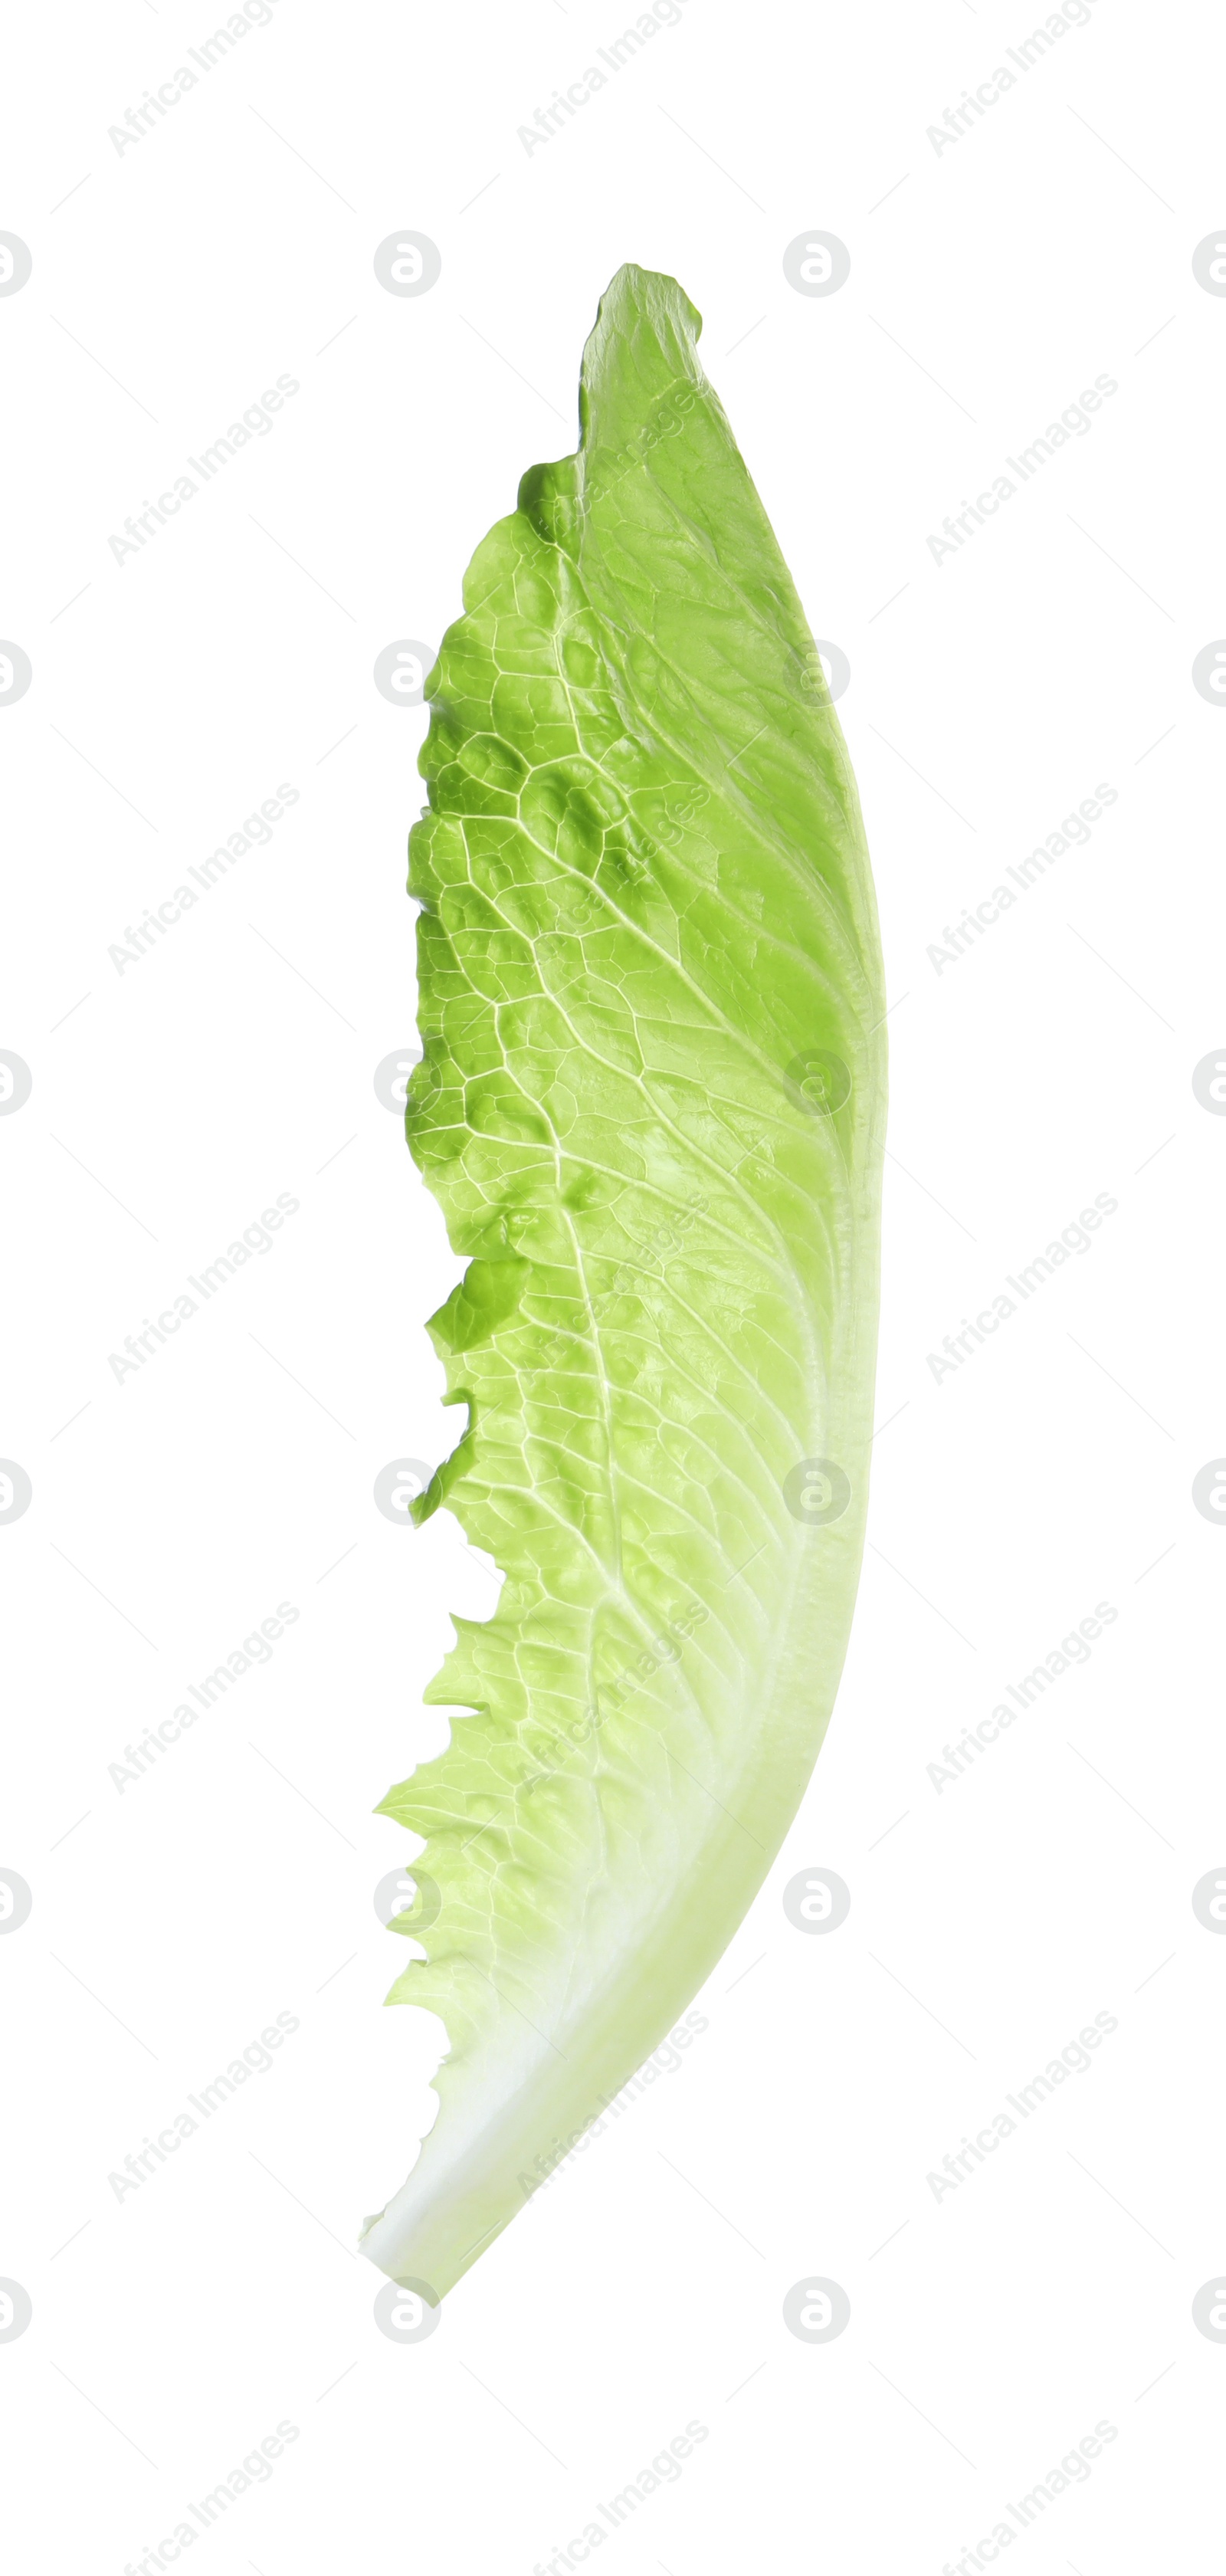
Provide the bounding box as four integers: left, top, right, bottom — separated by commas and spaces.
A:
362, 263, 887, 2297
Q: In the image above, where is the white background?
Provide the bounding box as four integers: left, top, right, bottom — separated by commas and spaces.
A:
2, 2, 1224, 2569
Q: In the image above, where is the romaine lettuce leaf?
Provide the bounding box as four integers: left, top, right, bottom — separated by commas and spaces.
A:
362, 264, 886, 2297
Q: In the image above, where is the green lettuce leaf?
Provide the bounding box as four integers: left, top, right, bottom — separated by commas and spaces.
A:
362, 264, 887, 2297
